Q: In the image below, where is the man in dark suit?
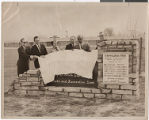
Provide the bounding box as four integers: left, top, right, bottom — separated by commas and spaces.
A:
74, 35, 91, 52
31, 36, 48, 69
17, 38, 32, 76
65, 36, 75, 50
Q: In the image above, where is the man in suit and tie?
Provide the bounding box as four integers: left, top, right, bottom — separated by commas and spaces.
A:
31, 36, 48, 69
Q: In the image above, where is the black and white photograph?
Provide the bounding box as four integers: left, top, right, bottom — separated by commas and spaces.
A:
2, 2, 148, 119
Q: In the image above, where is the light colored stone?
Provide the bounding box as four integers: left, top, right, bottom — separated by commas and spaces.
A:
80, 88, 92, 93
106, 94, 122, 100
91, 88, 101, 93
133, 90, 136, 95
19, 76, 27, 80
106, 84, 120, 89
20, 82, 32, 86
56, 92, 68, 96
27, 77, 39, 81
47, 86, 63, 92
45, 91, 56, 96
14, 90, 26, 95
20, 81, 40, 86
31, 81, 41, 85
121, 85, 136, 90
83, 93, 94, 98
112, 89, 132, 95
69, 93, 83, 98
14, 83, 21, 89
39, 86, 46, 91
95, 94, 106, 98
122, 95, 136, 100
101, 89, 111, 94
64, 87, 81, 92
27, 90, 44, 96
21, 86, 39, 90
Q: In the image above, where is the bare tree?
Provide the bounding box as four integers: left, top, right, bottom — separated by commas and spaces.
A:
104, 28, 114, 36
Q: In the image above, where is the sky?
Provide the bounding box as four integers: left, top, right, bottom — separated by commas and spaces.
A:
2, 2, 148, 42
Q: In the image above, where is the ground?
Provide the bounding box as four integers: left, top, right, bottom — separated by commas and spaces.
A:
4, 92, 145, 117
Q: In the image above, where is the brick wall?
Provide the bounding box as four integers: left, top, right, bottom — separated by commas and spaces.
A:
8, 73, 136, 100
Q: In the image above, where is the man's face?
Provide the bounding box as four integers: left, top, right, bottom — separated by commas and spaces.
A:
35, 37, 40, 44
21, 39, 26, 47
70, 38, 75, 45
25, 41, 29, 47
78, 39, 82, 44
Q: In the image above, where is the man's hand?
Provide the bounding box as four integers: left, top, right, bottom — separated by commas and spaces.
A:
30, 55, 34, 60
30, 55, 38, 60
33, 55, 38, 59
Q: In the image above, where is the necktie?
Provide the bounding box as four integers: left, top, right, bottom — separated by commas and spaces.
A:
37, 44, 40, 53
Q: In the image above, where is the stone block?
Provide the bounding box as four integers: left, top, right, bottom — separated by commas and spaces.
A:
47, 86, 63, 92
21, 86, 39, 90
64, 87, 81, 93
27, 77, 39, 81
27, 69, 39, 74
69, 93, 83, 98
101, 89, 111, 94
56, 92, 68, 96
95, 94, 106, 98
19, 79, 27, 82
14, 83, 21, 89
106, 84, 120, 89
20, 81, 32, 86
98, 83, 106, 88
91, 88, 101, 94
121, 85, 136, 90
27, 90, 45, 96
19, 76, 27, 80
132, 90, 136, 95
83, 93, 94, 98
112, 89, 132, 95
21, 81, 40, 86
45, 91, 56, 96
122, 95, 136, 100
80, 88, 92, 93
14, 90, 26, 95
39, 86, 46, 91
106, 94, 122, 100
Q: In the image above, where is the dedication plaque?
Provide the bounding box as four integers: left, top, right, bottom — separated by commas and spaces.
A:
103, 52, 129, 84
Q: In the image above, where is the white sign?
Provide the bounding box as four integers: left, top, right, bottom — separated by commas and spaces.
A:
103, 52, 129, 84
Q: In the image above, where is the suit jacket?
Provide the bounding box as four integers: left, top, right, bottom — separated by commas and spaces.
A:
65, 43, 74, 50
17, 46, 30, 76
31, 44, 48, 68
74, 43, 91, 52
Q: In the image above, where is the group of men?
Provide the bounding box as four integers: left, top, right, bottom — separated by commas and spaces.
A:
17, 35, 92, 76
17, 36, 47, 76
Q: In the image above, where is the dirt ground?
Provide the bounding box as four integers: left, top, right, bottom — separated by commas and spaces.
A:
4, 92, 145, 118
